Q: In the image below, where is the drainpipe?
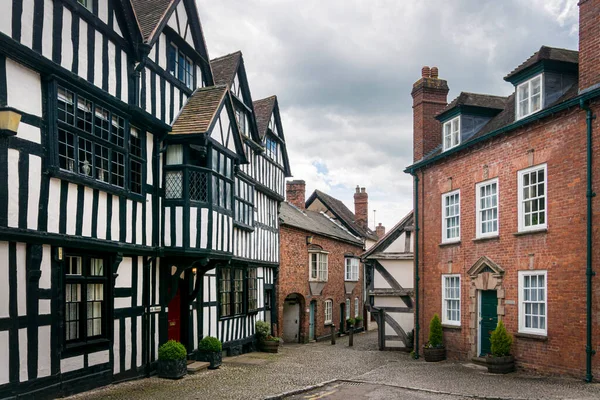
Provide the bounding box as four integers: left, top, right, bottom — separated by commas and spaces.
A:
412, 172, 420, 359
581, 99, 596, 382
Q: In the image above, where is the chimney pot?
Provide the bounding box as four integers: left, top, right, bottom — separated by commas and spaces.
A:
421, 66, 430, 78
430, 67, 439, 79
355, 185, 360, 193
361, 187, 366, 193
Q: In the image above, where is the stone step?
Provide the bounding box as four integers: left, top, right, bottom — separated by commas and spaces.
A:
187, 361, 210, 374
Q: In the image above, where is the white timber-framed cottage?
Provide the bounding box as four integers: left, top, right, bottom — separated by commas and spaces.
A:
0, 0, 291, 398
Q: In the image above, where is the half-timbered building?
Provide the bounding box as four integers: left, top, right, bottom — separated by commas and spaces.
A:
0, 1, 291, 398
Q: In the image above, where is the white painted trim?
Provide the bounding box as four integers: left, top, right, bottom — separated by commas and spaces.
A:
442, 115, 461, 151
515, 74, 544, 121
441, 274, 461, 326
475, 178, 499, 238
518, 270, 548, 336
324, 299, 333, 324
441, 189, 461, 243
517, 164, 548, 232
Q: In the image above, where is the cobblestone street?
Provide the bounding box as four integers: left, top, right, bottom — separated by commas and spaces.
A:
69, 331, 600, 400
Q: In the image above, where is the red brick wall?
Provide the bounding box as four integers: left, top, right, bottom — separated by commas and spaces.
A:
277, 225, 364, 342
579, 0, 600, 91
354, 187, 369, 230
415, 102, 600, 378
286, 180, 306, 209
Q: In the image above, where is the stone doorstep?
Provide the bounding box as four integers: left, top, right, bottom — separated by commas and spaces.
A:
187, 361, 210, 374
471, 356, 488, 367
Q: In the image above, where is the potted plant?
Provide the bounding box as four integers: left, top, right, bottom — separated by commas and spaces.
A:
346, 317, 356, 331
157, 340, 188, 379
197, 336, 222, 369
355, 316, 363, 329
255, 320, 281, 353
423, 314, 446, 362
487, 320, 515, 374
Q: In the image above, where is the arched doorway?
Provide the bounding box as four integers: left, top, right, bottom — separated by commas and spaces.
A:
282, 293, 304, 343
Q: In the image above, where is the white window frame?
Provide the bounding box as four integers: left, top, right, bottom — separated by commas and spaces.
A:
476, 178, 499, 238
354, 297, 359, 317
516, 74, 543, 120
442, 274, 461, 326
517, 164, 547, 232
324, 300, 333, 324
518, 270, 547, 336
442, 116, 461, 151
344, 257, 359, 281
345, 299, 350, 319
442, 189, 461, 243
309, 251, 329, 282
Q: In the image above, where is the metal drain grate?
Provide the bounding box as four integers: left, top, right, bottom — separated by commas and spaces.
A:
340, 381, 364, 386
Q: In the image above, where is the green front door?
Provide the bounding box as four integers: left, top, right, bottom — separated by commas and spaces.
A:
480, 290, 498, 356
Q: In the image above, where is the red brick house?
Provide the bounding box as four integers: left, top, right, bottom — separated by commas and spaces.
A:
405, 0, 600, 380
277, 180, 364, 342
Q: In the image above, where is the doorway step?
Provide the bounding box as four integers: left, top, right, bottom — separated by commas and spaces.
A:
187, 361, 210, 374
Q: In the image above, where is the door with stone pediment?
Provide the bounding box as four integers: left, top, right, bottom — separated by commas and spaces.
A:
479, 290, 498, 356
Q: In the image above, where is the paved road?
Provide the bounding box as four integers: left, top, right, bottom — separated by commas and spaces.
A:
68, 331, 600, 400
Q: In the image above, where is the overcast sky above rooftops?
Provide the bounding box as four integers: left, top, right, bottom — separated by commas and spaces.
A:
197, 0, 579, 231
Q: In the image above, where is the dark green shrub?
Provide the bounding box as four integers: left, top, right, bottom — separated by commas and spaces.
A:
428, 314, 443, 348
158, 340, 187, 361
265, 335, 281, 342
406, 329, 414, 349
198, 336, 222, 353
490, 320, 513, 357
255, 320, 270, 340
355, 316, 363, 323
346, 317, 356, 326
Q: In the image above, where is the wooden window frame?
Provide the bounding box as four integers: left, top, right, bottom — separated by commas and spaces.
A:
344, 257, 359, 281
324, 300, 333, 325
517, 164, 547, 232
442, 274, 461, 326
518, 270, 547, 336
442, 116, 460, 151
218, 266, 246, 319
476, 178, 499, 238
442, 190, 461, 243
516, 74, 543, 120
309, 251, 329, 282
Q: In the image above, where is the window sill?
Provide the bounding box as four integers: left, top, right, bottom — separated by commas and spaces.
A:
233, 222, 255, 232
472, 235, 499, 242
309, 280, 328, 283
515, 332, 548, 341
63, 338, 110, 357
513, 228, 547, 237
442, 324, 461, 330
344, 280, 359, 283
439, 240, 461, 248
49, 168, 146, 202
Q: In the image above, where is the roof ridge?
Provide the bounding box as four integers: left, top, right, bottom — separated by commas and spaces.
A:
210, 50, 243, 62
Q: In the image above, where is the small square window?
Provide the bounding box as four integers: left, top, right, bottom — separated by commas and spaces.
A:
516, 75, 543, 120
443, 116, 460, 151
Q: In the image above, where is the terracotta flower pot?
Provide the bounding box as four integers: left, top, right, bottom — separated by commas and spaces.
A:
487, 355, 515, 374
422, 346, 446, 362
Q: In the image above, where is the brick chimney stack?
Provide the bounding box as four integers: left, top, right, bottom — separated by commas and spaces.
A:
376, 223, 386, 238
354, 186, 368, 230
578, 0, 600, 92
286, 180, 306, 210
412, 66, 449, 162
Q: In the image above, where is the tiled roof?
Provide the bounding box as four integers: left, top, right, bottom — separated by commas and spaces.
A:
280, 202, 363, 246
306, 190, 379, 241
170, 86, 228, 135
130, 0, 175, 43
253, 96, 276, 139
362, 211, 413, 259
437, 92, 508, 118
504, 46, 578, 81
210, 52, 242, 87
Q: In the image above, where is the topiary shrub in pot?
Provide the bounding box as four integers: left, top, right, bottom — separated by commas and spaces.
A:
197, 336, 222, 369
487, 320, 515, 374
157, 340, 188, 379
423, 314, 446, 362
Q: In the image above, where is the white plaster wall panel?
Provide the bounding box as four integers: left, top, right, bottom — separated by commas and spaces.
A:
145, 68, 152, 113
136, 202, 143, 245
113, 12, 123, 37
210, 308, 217, 338
20, 0, 34, 48
111, 196, 119, 240
137, 260, 143, 306
97, 191, 107, 240
165, 90, 171, 124
373, 269, 392, 289
167, 9, 178, 32
47, 178, 61, 233
108, 41, 117, 96
116, 257, 132, 288
189, 207, 197, 248
158, 34, 167, 69
155, 259, 160, 304
98, 0, 108, 24
210, 276, 216, 302
38, 325, 51, 378
155, 75, 162, 119
164, 207, 171, 247
146, 132, 153, 185
94, 29, 107, 87
202, 306, 209, 337
78, 19, 88, 80
39, 245, 51, 289
145, 195, 152, 246
211, 211, 217, 251
113, 320, 120, 374
0, 331, 7, 384
0, 243, 8, 318
42, 0, 54, 60
114, 297, 131, 309
120, 50, 128, 101
200, 209, 208, 248
61, 9, 73, 71
61, 356, 87, 375
125, 200, 133, 243
82, 187, 93, 237
136, 316, 142, 367
88, 350, 109, 367
16, 243, 26, 317
17, 122, 41, 144
66, 183, 78, 235
154, 314, 159, 361
7, 149, 19, 228
172, 89, 180, 124
203, 275, 210, 302
0, 0, 12, 35
387, 260, 414, 288
175, 206, 183, 247
386, 233, 406, 252
373, 296, 405, 308
124, 317, 132, 371
193, 311, 198, 350
28, 156, 41, 235
19, 328, 27, 382
39, 299, 51, 315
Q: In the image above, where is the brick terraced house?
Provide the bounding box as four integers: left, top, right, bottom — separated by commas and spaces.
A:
278, 180, 364, 343
405, 0, 600, 380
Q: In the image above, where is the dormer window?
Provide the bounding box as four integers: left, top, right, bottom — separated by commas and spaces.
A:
516, 75, 542, 120
443, 116, 460, 151
167, 43, 194, 89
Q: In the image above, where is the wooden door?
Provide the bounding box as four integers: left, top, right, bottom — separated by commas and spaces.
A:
309, 301, 315, 341
168, 286, 182, 342
479, 290, 498, 356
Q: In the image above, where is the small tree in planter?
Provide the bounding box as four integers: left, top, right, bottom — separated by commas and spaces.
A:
255, 320, 281, 353
423, 314, 446, 362
487, 320, 515, 374
197, 336, 222, 369
157, 340, 188, 379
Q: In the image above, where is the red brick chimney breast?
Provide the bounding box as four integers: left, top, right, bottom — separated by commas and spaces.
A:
354, 186, 368, 230
412, 66, 449, 162
579, 0, 600, 92
286, 180, 306, 210
376, 223, 386, 238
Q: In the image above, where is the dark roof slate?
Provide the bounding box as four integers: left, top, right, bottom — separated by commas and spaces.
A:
279, 202, 363, 246
170, 86, 227, 135
130, 0, 175, 43
306, 190, 378, 241
253, 96, 276, 139
362, 211, 413, 259
504, 45, 578, 81
210, 52, 242, 87
437, 92, 508, 118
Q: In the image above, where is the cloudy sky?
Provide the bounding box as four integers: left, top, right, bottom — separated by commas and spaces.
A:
197, 0, 579, 231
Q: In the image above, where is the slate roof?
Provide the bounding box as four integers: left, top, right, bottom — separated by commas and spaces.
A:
362, 211, 414, 259
436, 92, 508, 118
170, 86, 228, 135
306, 190, 379, 241
130, 0, 175, 43
253, 96, 276, 139
504, 45, 578, 81
210, 52, 242, 87
280, 202, 363, 246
